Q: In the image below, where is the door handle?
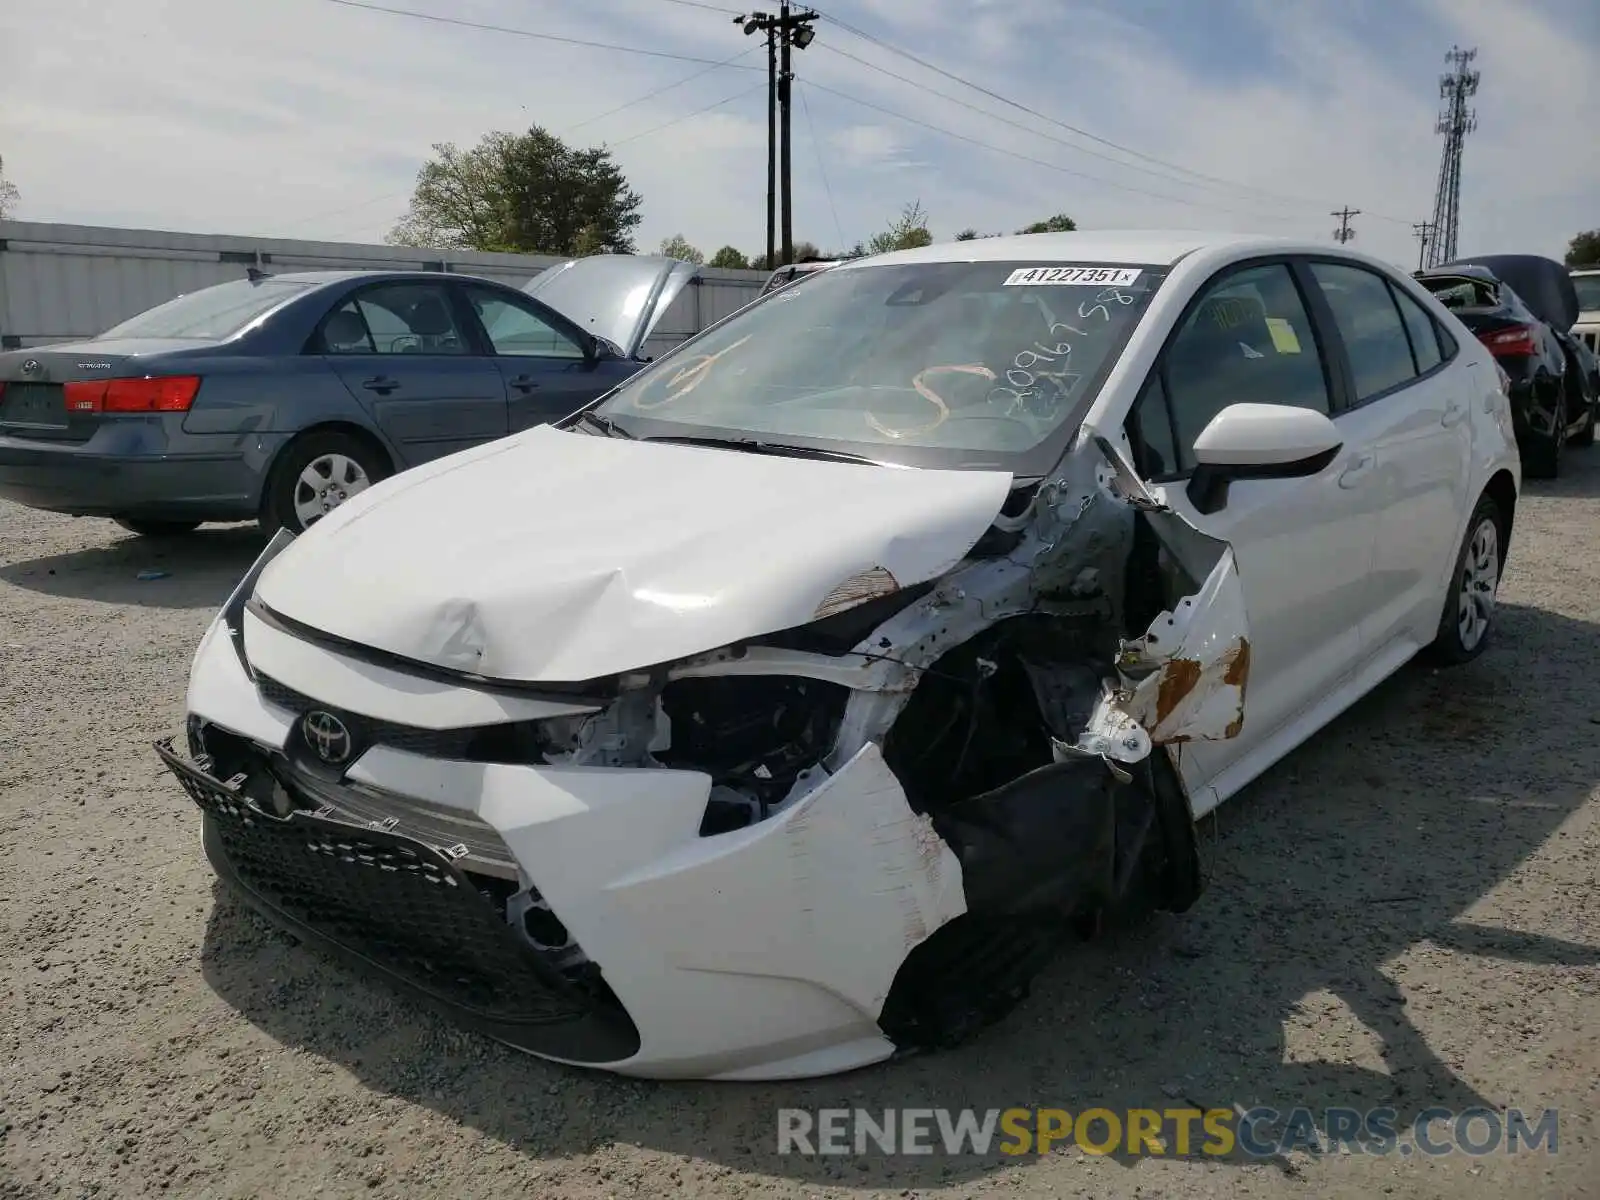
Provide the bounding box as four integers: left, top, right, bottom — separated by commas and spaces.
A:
508, 375, 541, 393
1337, 452, 1375, 488
362, 376, 399, 395
1441, 399, 1468, 427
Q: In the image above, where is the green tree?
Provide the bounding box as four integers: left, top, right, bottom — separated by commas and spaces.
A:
388, 127, 642, 254
1566, 230, 1600, 268
0, 154, 19, 220
1017, 213, 1077, 234
708, 245, 750, 269
867, 201, 933, 255
749, 242, 824, 271
659, 233, 705, 264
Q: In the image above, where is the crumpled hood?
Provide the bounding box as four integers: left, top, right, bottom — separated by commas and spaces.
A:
252, 426, 1013, 682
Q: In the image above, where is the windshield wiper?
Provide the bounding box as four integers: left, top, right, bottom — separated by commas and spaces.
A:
568, 409, 635, 439
642, 434, 879, 465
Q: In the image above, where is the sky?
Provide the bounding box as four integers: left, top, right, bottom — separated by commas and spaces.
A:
1, 0, 1597, 270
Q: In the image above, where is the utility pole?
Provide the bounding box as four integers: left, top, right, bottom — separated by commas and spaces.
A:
1331, 207, 1361, 244
1412, 221, 1436, 271
1426, 45, 1479, 268
737, 5, 816, 267
736, 11, 778, 268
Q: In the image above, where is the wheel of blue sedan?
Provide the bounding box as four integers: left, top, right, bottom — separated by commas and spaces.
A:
262, 431, 389, 534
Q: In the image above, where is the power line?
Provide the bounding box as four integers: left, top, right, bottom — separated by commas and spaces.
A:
606, 81, 767, 146
567, 46, 757, 131
797, 83, 847, 251
817, 42, 1311, 207
653, 0, 743, 12
810, 6, 1414, 225
320, 0, 763, 70
801, 78, 1301, 226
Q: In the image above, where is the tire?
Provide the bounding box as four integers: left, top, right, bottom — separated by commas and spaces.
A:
1569, 378, 1597, 448
1521, 375, 1564, 478
112, 517, 202, 537
1423, 493, 1504, 667
261, 430, 390, 535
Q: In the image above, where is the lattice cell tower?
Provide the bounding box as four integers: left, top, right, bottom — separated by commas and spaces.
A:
1425, 45, 1479, 268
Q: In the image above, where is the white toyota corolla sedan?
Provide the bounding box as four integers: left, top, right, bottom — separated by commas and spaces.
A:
158, 231, 1521, 1081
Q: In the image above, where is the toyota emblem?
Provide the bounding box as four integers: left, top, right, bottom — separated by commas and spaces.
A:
302, 710, 353, 765
20, 358, 42, 376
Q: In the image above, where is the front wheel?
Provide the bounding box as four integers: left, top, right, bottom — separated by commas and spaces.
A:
261, 431, 389, 535
1424, 494, 1503, 666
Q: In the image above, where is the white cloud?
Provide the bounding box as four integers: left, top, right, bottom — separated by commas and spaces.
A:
0, 0, 1594, 264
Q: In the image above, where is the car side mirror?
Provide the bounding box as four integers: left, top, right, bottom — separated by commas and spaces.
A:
1186, 403, 1343, 515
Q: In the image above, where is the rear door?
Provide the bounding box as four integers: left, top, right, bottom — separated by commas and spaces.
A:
452, 282, 610, 431
314, 281, 507, 466
1302, 259, 1471, 657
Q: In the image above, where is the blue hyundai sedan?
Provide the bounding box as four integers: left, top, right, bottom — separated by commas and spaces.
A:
0, 255, 698, 535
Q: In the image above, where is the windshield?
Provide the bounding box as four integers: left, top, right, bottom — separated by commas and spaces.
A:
1574, 274, 1600, 313
100, 278, 312, 340
595, 259, 1165, 472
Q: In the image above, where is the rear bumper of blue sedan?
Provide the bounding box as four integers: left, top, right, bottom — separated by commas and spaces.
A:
0, 418, 287, 521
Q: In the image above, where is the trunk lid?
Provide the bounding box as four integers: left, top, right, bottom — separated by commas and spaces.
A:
252, 425, 1013, 683
0, 342, 206, 442
522, 255, 699, 360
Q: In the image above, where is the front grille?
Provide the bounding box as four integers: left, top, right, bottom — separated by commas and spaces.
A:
254, 673, 547, 763
156, 737, 592, 1025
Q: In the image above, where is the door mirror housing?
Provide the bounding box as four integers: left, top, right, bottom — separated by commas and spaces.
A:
1187, 402, 1343, 514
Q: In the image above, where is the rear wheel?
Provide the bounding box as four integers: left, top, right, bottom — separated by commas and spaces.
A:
113, 517, 202, 538
1424, 493, 1503, 666
261, 430, 389, 535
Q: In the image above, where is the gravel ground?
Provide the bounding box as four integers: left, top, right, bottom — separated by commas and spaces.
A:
2, 460, 1599, 1200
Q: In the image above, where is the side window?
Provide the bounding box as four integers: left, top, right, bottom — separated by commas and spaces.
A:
1435, 318, 1458, 361
1391, 286, 1443, 375
1144, 263, 1330, 475
317, 284, 467, 355
462, 285, 585, 359
1308, 262, 1417, 401
1128, 374, 1179, 479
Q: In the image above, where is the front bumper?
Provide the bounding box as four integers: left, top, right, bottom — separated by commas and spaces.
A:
165, 608, 969, 1081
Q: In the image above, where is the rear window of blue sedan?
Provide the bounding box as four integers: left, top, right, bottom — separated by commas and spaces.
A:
100, 278, 314, 340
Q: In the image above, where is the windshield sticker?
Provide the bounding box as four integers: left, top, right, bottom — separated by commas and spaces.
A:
1003, 266, 1142, 288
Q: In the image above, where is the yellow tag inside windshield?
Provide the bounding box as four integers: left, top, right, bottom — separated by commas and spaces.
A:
1265, 317, 1302, 354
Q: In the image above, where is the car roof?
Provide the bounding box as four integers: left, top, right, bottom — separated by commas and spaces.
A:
837, 230, 1317, 270
250, 269, 503, 286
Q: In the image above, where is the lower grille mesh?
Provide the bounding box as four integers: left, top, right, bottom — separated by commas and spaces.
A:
156, 737, 590, 1025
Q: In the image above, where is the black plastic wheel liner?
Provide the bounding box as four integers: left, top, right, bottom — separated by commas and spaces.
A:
155, 738, 641, 1065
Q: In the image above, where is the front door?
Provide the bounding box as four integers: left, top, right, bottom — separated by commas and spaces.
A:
1123, 260, 1379, 800
316, 281, 507, 466
455, 282, 611, 432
